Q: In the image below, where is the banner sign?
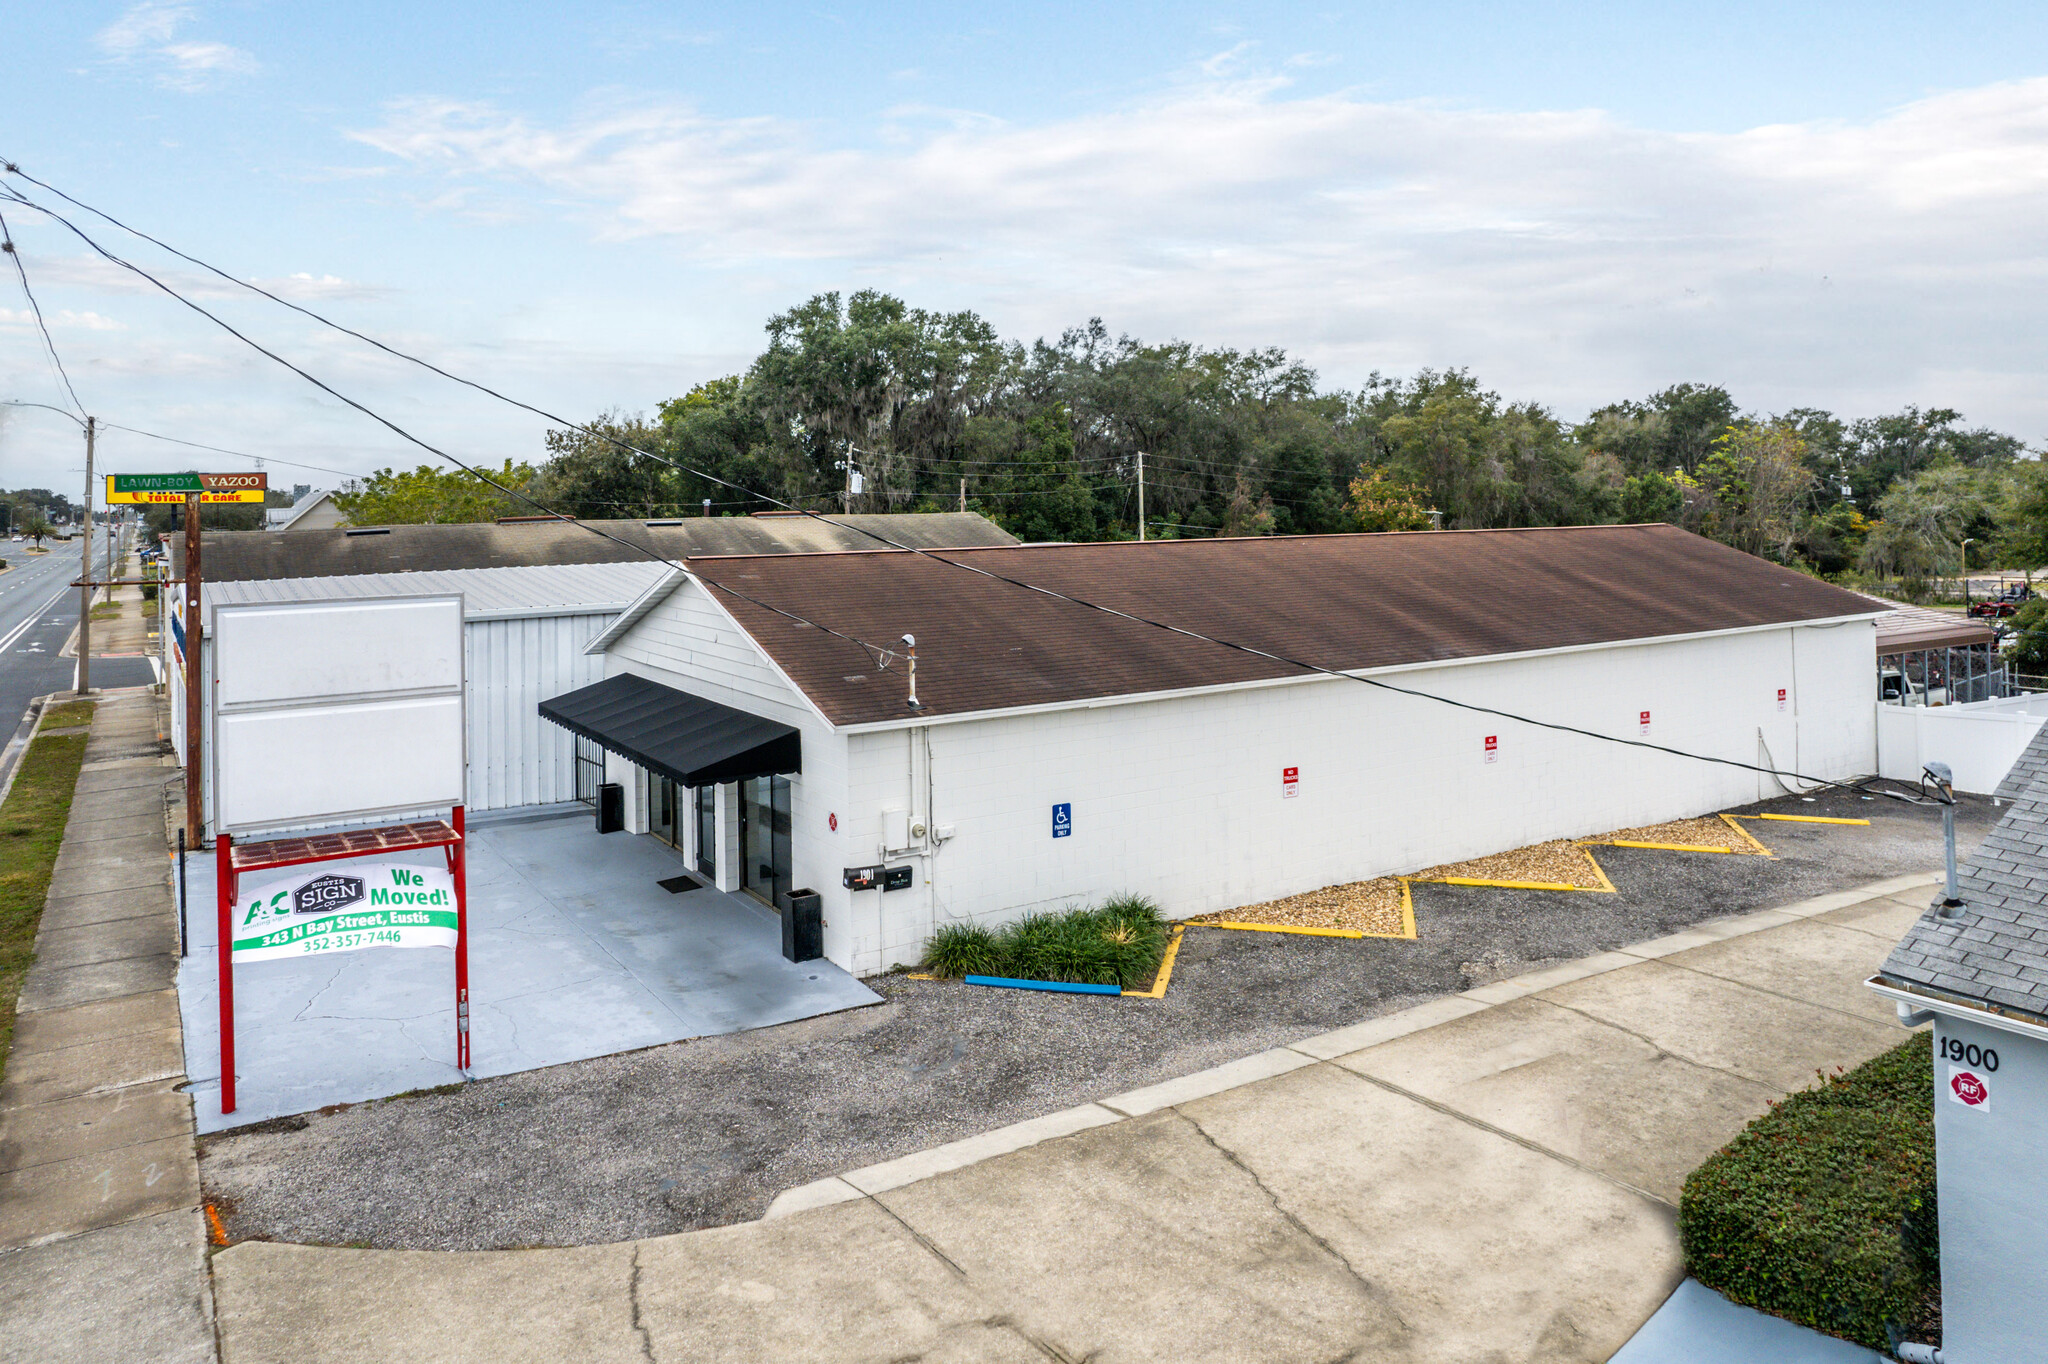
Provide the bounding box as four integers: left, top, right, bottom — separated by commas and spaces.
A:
230, 862, 458, 962
106, 472, 268, 505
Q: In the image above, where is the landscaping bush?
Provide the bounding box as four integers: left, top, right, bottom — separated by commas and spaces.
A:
920, 895, 1168, 988
923, 922, 1002, 978
1680, 1034, 1937, 1351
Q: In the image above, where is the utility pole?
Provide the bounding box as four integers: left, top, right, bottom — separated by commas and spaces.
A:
183, 492, 204, 846
77, 417, 95, 696
959, 478, 966, 513
1137, 450, 1146, 542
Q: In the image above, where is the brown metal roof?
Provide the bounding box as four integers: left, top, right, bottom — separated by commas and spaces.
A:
1873, 605, 1995, 654
167, 512, 1018, 584
682, 525, 1884, 727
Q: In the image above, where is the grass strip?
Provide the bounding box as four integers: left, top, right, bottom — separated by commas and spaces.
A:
1680, 1033, 1937, 1350
39, 700, 98, 730
922, 895, 1169, 989
0, 729, 91, 1079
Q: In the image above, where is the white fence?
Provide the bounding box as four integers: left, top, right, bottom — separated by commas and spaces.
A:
1876, 696, 2048, 794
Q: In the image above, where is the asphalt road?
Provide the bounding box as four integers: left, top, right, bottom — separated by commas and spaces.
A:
0, 535, 152, 788
199, 784, 1995, 1252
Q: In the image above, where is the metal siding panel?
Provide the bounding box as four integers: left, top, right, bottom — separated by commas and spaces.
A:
463, 612, 615, 811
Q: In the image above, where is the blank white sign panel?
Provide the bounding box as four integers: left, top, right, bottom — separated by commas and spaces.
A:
216, 695, 466, 833
215, 597, 463, 707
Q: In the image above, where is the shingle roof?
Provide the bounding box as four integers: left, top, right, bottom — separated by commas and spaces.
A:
167, 512, 1018, 583
680, 524, 1884, 727
1879, 722, 2048, 1027
1995, 738, 2048, 803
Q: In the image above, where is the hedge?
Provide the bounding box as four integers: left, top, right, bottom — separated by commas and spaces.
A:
1679, 1033, 1937, 1350
922, 895, 1168, 989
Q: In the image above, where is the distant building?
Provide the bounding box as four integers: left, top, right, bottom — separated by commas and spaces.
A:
265, 490, 344, 532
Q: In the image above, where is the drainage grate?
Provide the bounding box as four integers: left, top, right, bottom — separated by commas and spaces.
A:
657, 874, 702, 894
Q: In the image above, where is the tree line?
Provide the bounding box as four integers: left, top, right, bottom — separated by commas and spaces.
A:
325, 290, 2039, 596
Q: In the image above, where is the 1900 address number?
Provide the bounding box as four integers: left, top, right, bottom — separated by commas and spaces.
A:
1940, 1036, 1999, 1072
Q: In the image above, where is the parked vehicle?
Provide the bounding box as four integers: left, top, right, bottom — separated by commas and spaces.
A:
1970, 583, 2033, 618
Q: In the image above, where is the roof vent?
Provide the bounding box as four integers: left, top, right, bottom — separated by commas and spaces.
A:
645, 519, 685, 527
749, 510, 804, 519
343, 527, 391, 537
495, 514, 573, 524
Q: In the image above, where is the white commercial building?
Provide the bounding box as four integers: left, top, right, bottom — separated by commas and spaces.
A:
542, 525, 1885, 977
165, 512, 1020, 833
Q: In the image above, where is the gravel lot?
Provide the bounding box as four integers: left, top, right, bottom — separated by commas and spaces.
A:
200, 787, 1995, 1251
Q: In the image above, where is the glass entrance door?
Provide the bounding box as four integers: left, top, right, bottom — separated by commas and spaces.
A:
648, 771, 678, 845
694, 784, 716, 878
739, 776, 792, 909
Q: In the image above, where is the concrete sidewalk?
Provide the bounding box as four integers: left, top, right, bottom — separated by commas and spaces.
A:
210, 871, 1937, 1363
0, 689, 215, 1364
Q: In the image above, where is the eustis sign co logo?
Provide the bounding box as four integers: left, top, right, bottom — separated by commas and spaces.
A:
294, 874, 364, 915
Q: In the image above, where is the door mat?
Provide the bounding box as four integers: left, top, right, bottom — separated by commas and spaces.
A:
657, 874, 702, 894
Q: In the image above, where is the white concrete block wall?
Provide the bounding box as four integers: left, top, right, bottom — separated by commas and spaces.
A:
831, 623, 1878, 974
601, 600, 1878, 977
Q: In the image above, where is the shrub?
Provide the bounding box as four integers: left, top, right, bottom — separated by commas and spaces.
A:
920, 895, 1169, 989
923, 922, 1001, 978
1680, 1033, 1936, 1351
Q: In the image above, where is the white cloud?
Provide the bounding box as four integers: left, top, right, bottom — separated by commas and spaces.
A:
0, 307, 125, 331
259, 273, 388, 301
345, 76, 2048, 433
95, 2, 256, 91
96, 1, 186, 54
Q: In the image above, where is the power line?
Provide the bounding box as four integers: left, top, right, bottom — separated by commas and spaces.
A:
0, 184, 907, 672
98, 422, 360, 481
0, 206, 84, 416
0, 166, 1870, 794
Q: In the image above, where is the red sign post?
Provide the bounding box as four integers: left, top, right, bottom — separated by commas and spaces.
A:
215, 809, 470, 1114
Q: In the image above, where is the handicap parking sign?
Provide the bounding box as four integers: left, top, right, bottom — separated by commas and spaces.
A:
1052, 802, 1072, 838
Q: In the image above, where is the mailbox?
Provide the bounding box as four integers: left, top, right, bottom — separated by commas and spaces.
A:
882, 865, 914, 892
842, 865, 882, 891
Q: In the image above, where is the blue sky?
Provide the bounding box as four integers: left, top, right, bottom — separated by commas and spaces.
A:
3, 2, 2046, 491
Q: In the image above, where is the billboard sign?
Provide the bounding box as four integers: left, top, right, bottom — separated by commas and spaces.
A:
105, 472, 268, 505
230, 862, 459, 962
211, 594, 466, 835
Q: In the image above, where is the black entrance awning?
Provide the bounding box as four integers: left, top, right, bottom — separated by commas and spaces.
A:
538, 673, 800, 788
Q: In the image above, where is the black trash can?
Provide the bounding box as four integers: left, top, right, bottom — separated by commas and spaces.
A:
595, 782, 624, 834
782, 888, 823, 963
